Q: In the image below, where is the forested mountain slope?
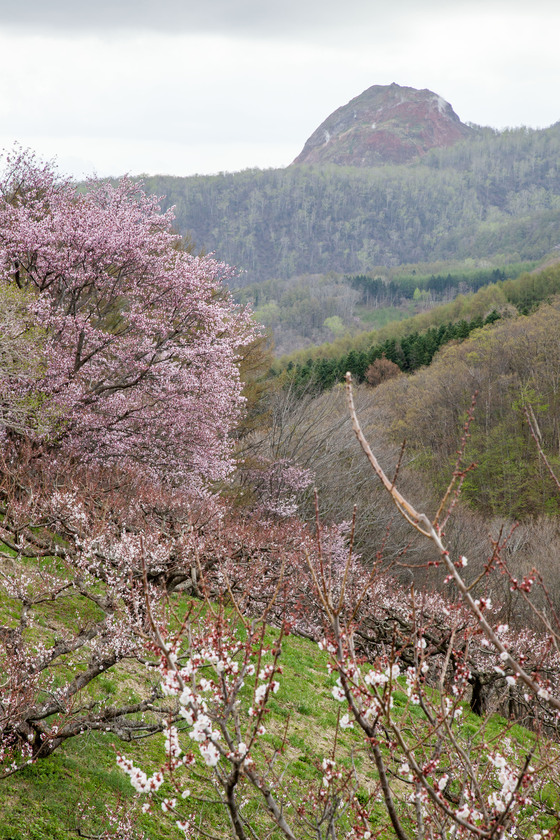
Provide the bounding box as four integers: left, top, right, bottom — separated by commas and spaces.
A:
234, 260, 533, 354
268, 261, 560, 375
143, 122, 560, 285
368, 295, 560, 519
257, 265, 560, 535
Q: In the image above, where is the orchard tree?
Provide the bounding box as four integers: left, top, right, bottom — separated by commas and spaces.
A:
0, 148, 255, 486
0, 148, 259, 778
113, 378, 560, 840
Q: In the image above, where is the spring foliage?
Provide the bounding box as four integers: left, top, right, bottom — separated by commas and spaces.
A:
0, 149, 254, 485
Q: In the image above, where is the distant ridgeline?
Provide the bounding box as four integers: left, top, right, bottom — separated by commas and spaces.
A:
284, 311, 501, 392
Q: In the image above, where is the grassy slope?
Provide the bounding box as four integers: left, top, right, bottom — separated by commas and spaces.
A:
2, 615, 558, 839
0, 630, 345, 840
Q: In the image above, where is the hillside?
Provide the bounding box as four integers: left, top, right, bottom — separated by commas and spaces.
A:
3, 152, 560, 840
234, 260, 533, 355
270, 261, 560, 377
3, 596, 558, 840
143, 121, 560, 286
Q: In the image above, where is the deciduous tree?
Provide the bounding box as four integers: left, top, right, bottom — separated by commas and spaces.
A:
0, 148, 254, 487
113, 377, 560, 840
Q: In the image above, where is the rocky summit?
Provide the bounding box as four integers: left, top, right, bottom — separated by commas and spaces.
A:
292, 82, 475, 166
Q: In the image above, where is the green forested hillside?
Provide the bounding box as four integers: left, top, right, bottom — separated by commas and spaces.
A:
291, 274, 560, 521
247, 265, 560, 547
143, 123, 560, 285
371, 297, 560, 519
270, 262, 560, 388
234, 261, 531, 354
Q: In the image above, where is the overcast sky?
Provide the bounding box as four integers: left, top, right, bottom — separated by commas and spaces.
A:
1, 0, 559, 179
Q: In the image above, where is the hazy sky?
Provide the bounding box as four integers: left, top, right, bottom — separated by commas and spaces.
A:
1, 0, 559, 179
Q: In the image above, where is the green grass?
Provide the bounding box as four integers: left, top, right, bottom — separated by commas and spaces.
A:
0, 727, 185, 840
355, 305, 411, 330
0, 622, 363, 838
1, 602, 559, 839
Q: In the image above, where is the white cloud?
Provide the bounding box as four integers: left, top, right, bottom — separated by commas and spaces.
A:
0, 0, 483, 36
0, 2, 558, 177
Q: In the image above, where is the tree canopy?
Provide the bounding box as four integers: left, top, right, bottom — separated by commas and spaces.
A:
0, 149, 255, 486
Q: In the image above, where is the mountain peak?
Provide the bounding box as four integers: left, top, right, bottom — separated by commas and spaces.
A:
292, 83, 475, 167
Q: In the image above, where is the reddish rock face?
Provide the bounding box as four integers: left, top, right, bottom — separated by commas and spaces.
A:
292, 83, 475, 167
